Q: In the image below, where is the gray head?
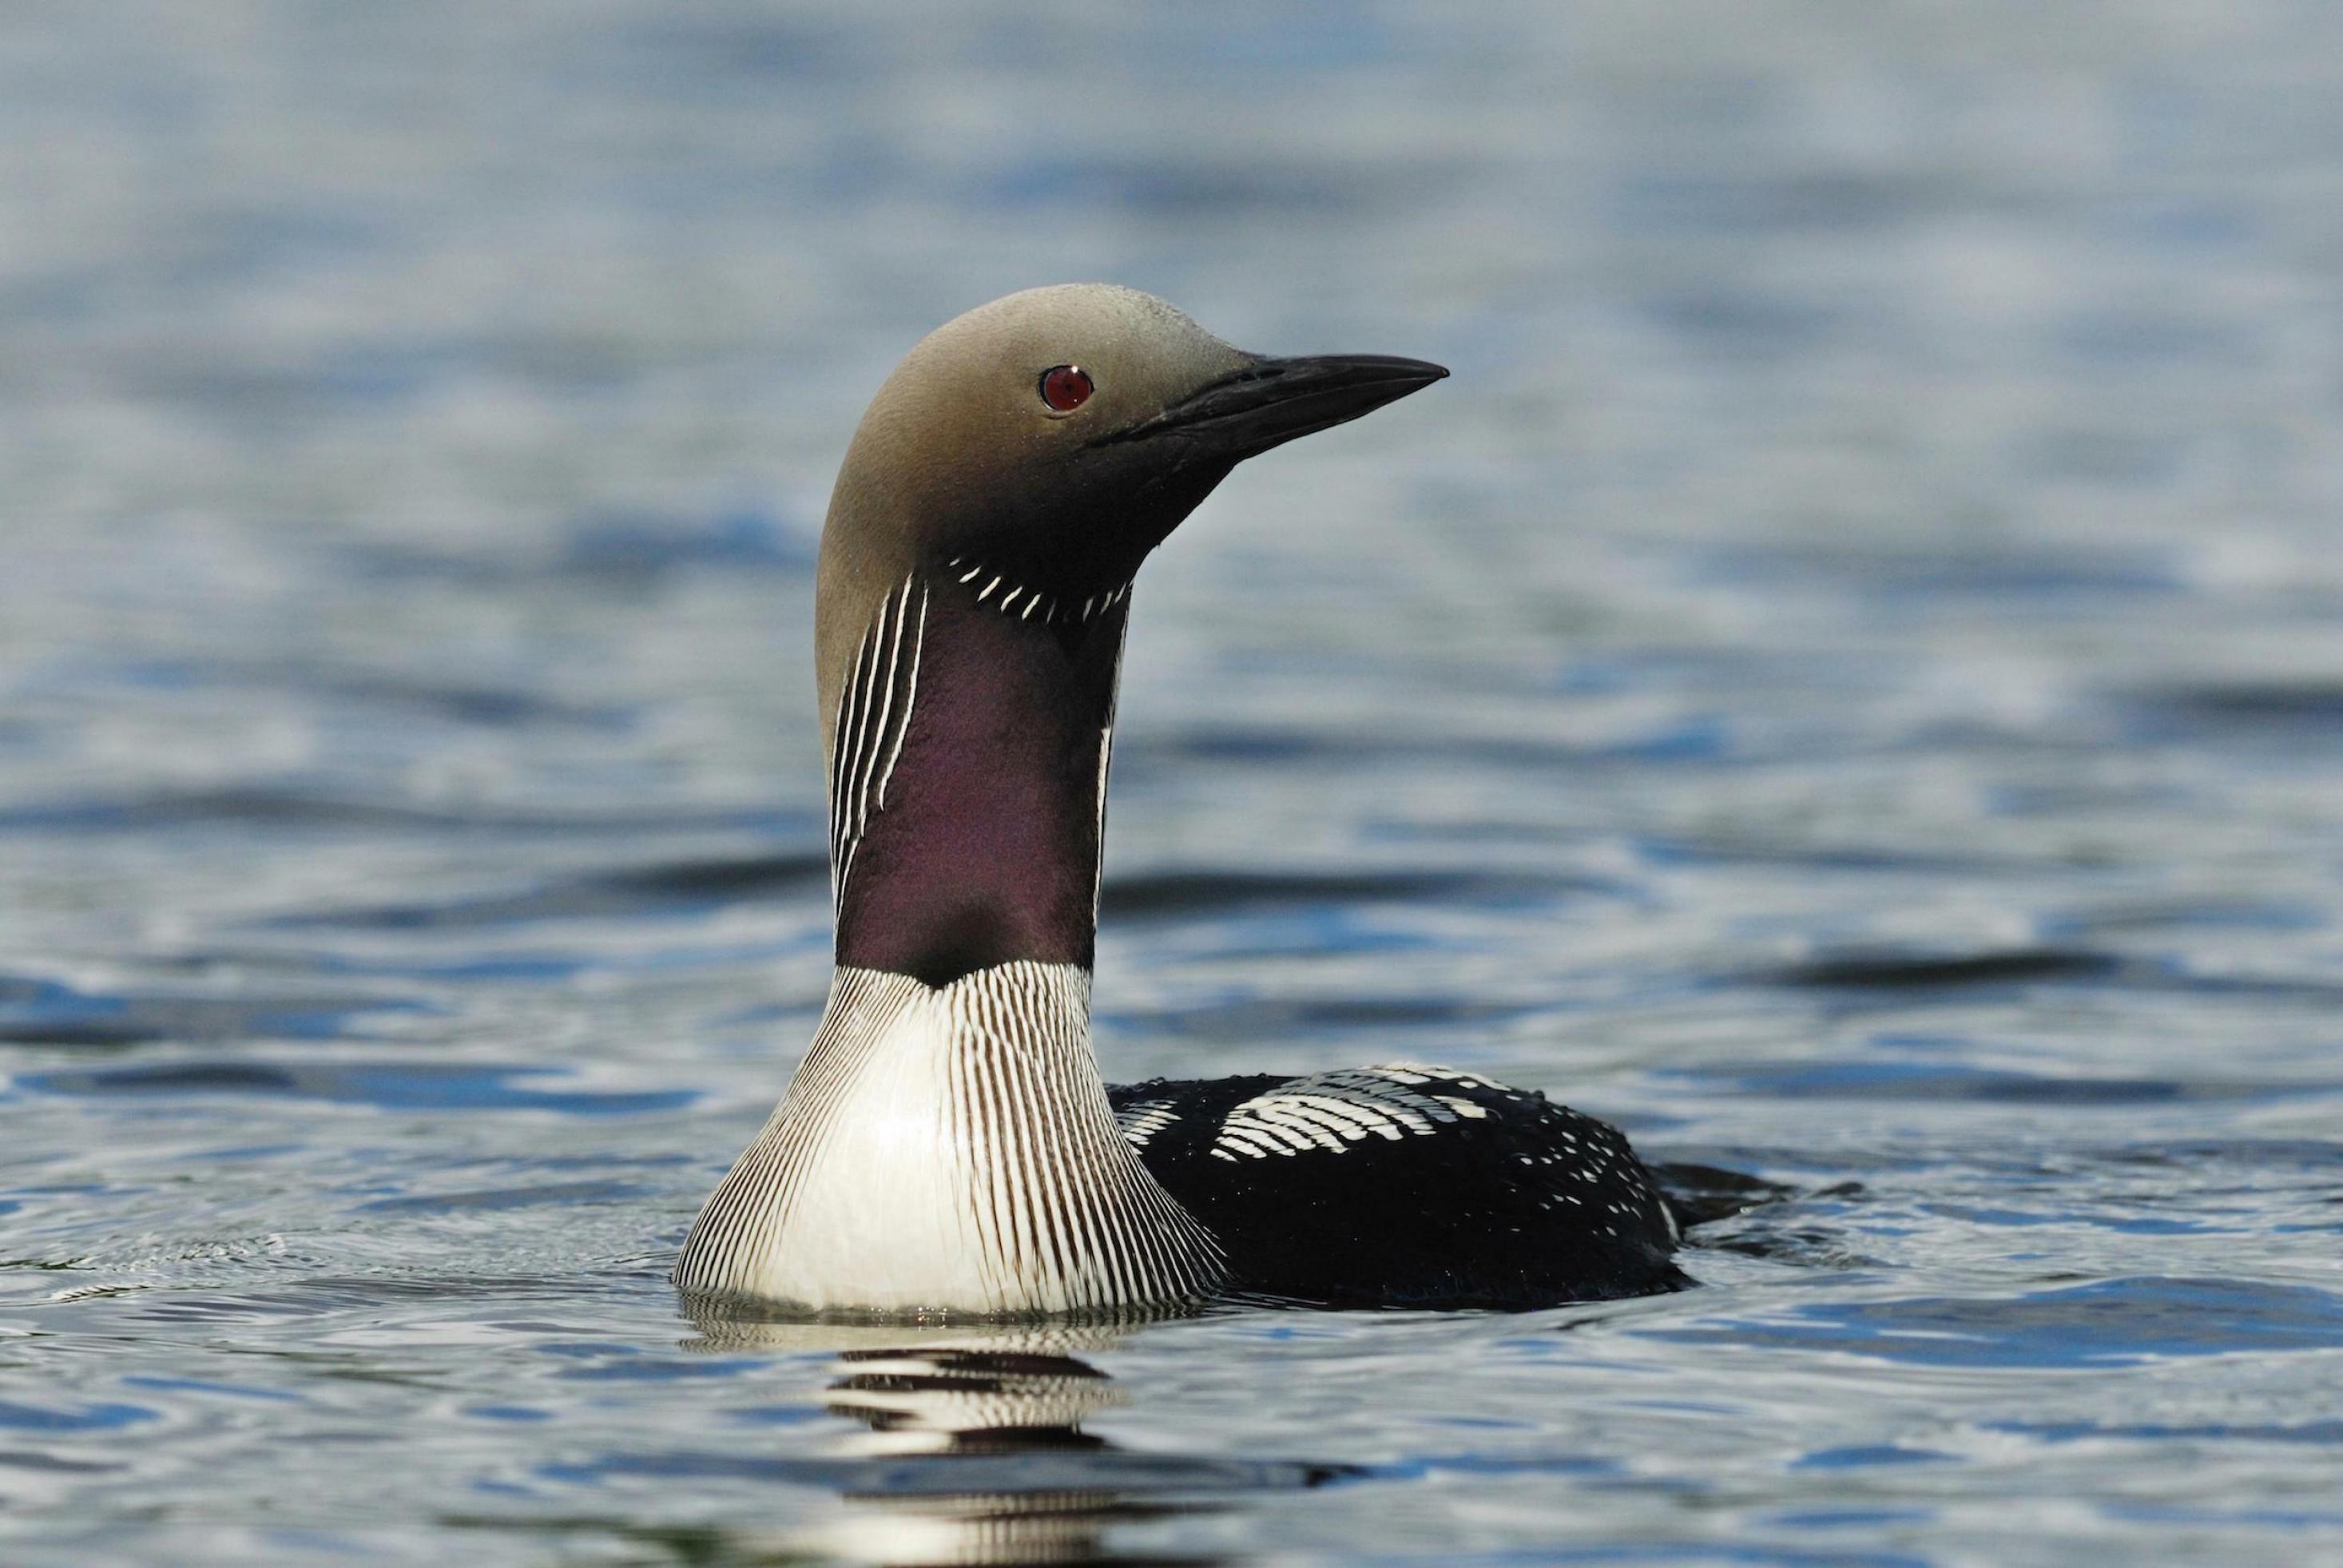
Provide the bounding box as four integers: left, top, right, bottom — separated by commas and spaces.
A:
816, 285, 1444, 983
816, 284, 1445, 743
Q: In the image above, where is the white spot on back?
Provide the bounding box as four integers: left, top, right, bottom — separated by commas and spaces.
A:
1114, 1100, 1181, 1149
1209, 1066, 1497, 1162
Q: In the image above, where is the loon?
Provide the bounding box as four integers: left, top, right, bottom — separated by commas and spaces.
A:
673, 284, 1682, 1316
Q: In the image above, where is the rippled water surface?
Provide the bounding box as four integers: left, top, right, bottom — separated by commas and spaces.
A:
8, 2, 2343, 1562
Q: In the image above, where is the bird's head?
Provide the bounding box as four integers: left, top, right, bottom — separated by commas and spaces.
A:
817, 284, 1446, 718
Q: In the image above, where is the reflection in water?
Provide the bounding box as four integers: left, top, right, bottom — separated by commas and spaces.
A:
817, 1345, 1184, 1566
684, 1303, 1292, 1565
825, 1345, 1124, 1455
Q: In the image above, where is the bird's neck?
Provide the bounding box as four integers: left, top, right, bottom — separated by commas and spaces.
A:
667, 562, 1225, 1314
826, 565, 1131, 985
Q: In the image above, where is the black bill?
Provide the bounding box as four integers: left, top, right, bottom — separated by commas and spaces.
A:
1101, 353, 1449, 459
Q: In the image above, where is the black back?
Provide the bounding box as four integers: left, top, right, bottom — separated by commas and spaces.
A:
1109, 1068, 1685, 1310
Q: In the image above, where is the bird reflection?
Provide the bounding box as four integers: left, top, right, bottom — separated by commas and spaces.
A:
681, 1303, 1227, 1566
825, 1344, 1123, 1455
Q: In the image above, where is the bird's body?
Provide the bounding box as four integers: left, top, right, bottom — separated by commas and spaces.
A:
673, 284, 1681, 1316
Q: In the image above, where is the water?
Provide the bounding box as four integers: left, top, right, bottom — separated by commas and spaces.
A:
6, 2, 2343, 1561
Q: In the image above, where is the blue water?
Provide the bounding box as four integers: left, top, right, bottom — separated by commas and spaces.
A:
7, 2, 2343, 1562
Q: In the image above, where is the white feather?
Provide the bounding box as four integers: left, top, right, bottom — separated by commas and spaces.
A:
675, 962, 1223, 1315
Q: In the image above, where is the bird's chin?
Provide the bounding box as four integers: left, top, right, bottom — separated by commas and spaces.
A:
953, 460, 1233, 601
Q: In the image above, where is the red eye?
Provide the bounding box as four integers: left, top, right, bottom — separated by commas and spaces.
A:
1038, 364, 1093, 411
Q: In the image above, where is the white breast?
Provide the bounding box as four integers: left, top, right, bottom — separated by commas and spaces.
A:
674, 961, 1222, 1316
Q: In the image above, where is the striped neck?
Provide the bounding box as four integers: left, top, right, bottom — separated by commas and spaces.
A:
673, 961, 1222, 1315
826, 567, 1130, 986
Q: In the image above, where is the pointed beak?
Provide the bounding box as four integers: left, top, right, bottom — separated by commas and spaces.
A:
1098, 353, 1448, 460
